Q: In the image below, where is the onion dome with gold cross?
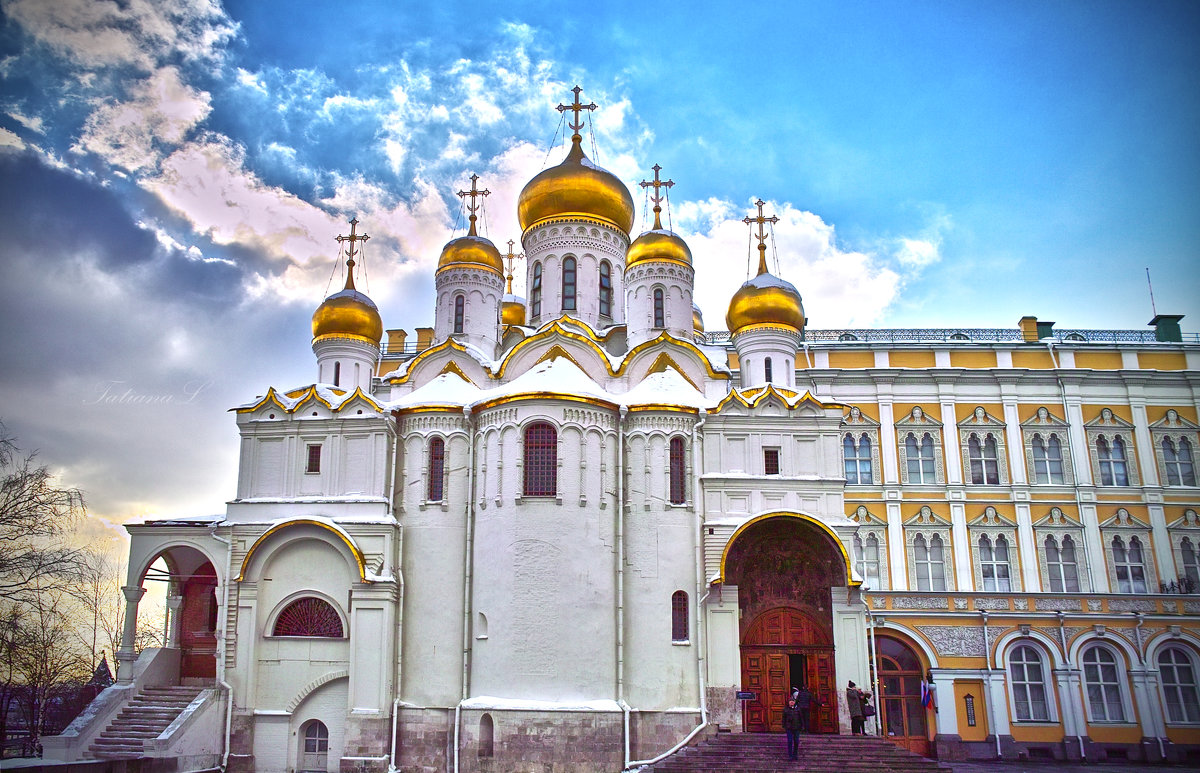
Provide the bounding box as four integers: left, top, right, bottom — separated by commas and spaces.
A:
312, 219, 383, 345
726, 200, 805, 334
438, 174, 504, 276
517, 86, 635, 236
693, 302, 705, 333
500, 240, 527, 326
626, 164, 691, 269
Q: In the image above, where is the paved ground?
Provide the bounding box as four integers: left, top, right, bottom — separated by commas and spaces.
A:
948, 763, 1200, 773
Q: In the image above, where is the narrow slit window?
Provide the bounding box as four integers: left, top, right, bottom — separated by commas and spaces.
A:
531, 262, 542, 317
428, 437, 445, 502
653, 287, 665, 327
668, 436, 686, 505
306, 444, 321, 474
764, 447, 780, 476
599, 261, 612, 318
562, 257, 577, 311
671, 590, 689, 642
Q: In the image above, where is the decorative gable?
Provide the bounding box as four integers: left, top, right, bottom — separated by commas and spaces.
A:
969, 506, 1015, 528
1034, 506, 1080, 528
1100, 507, 1149, 529
849, 505, 887, 527
905, 505, 951, 527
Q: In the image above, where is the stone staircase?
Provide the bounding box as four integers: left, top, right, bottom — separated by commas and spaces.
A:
641, 731, 951, 773
85, 685, 205, 760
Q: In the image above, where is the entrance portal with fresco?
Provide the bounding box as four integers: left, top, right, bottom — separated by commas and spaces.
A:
724, 515, 846, 733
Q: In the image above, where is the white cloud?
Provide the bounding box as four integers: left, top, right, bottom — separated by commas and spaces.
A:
6, 109, 44, 133
73, 67, 212, 173
5, 0, 237, 71
0, 127, 25, 150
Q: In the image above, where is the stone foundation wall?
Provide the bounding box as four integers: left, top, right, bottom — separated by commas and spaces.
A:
628, 710, 703, 762
226, 711, 255, 773
706, 686, 741, 730
341, 714, 393, 773
396, 707, 453, 773
457, 709, 623, 773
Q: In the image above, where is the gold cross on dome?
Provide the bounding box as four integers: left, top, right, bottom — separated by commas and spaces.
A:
639, 164, 674, 230
742, 199, 779, 275
503, 239, 524, 294
335, 217, 370, 288
556, 85, 597, 134
457, 173, 490, 235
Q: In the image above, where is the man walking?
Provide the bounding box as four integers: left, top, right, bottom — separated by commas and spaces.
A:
794, 684, 820, 733
782, 698, 803, 760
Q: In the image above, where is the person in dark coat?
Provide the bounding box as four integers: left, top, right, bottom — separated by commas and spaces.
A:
794, 684, 821, 733
846, 680, 866, 735
782, 698, 803, 759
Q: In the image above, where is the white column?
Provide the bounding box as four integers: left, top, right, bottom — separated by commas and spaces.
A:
1054, 668, 1088, 752
116, 585, 146, 683
166, 594, 183, 648
1015, 503, 1041, 591
928, 669, 960, 737
1130, 669, 1167, 752
1064, 400, 1093, 485
1081, 503, 1110, 593
886, 501, 908, 591
1148, 503, 1175, 585
984, 671, 1011, 736
950, 501, 973, 590
1129, 401, 1159, 486
941, 401, 963, 485
1002, 402, 1027, 485
878, 401, 899, 484
831, 586, 869, 736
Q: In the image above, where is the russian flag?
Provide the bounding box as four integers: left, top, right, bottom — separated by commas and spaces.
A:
921, 681, 933, 709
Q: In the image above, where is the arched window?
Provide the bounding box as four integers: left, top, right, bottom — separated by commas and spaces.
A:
1082, 645, 1126, 722
979, 534, 1012, 592
671, 590, 689, 642
764, 357, 773, 383
1009, 645, 1051, 721
531, 262, 542, 317
844, 434, 872, 485
668, 436, 686, 505
653, 287, 665, 327
1097, 435, 1129, 486
967, 433, 1000, 484
523, 423, 557, 496
905, 433, 936, 484
478, 714, 495, 758
913, 534, 946, 591
1031, 433, 1065, 484
854, 533, 881, 588
1112, 536, 1148, 593
332, 361, 341, 387
273, 597, 344, 637
561, 257, 577, 311
1163, 437, 1197, 486
1182, 537, 1200, 585
453, 294, 465, 334
427, 437, 445, 502
1158, 647, 1200, 723
1045, 534, 1080, 592
599, 261, 612, 318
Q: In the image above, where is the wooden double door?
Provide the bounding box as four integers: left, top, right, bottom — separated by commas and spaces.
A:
876, 636, 932, 757
740, 608, 837, 733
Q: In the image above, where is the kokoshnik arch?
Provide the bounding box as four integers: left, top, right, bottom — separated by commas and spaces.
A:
45, 87, 1200, 772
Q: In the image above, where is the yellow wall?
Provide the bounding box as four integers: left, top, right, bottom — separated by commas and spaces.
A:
1166, 725, 1200, 745
828, 351, 875, 369
1137, 351, 1187, 371
950, 351, 998, 368
1083, 404, 1134, 422
953, 681, 989, 741
1010, 723, 1065, 743
956, 402, 1005, 422
1012, 350, 1056, 369
1148, 405, 1199, 423
890, 351, 937, 369
377, 361, 400, 377
727, 351, 740, 369
1018, 403, 1066, 422
1086, 724, 1143, 743
1074, 351, 1124, 370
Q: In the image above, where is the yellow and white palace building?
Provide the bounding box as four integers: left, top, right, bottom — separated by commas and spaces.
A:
47, 88, 1200, 772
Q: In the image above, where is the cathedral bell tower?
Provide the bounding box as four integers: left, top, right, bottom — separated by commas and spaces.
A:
434, 174, 505, 357
311, 218, 382, 391
625, 164, 695, 347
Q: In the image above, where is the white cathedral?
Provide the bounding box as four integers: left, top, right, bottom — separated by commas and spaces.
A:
46, 88, 1200, 772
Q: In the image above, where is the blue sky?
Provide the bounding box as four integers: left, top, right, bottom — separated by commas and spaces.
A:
1, 0, 1197, 532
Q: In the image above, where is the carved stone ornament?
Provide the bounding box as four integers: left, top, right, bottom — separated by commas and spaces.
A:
916, 625, 987, 657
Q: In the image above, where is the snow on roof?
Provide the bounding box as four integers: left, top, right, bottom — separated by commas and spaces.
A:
390, 371, 479, 410
622, 366, 716, 410
742, 271, 801, 296
493, 355, 612, 404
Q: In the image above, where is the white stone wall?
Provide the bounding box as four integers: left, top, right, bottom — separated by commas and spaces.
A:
434, 267, 504, 356
732, 327, 801, 389
625, 261, 696, 347
312, 336, 378, 392
522, 221, 629, 329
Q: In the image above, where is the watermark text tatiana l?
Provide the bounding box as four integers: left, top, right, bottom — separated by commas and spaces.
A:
85, 380, 212, 406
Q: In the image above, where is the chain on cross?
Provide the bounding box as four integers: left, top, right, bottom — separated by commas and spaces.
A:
503, 239, 524, 294
743, 199, 779, 273
556, 85, 597, 135
639, 164, 675, 230
335, 217, 370, 284
457, 174, 490, 235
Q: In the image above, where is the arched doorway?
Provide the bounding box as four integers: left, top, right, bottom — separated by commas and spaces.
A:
724, 515, 847, 733
876, 635, 931, 756
178, 560, 218, 678
741, 607, 837, 733
299, 719, 329, 772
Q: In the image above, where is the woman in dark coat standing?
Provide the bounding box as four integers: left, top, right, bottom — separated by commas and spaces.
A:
846, 680, 865, 735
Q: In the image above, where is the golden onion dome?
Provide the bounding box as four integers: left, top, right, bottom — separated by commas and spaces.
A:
693, 302, 705, 333
437, 223, 504, 276
312, 267, 383, 345
517, 134, 635, 235
725, 254, 805, 334
501, 294, 527, 326
627, 206, 692, 268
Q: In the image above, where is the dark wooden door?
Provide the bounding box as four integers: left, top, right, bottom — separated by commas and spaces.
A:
741, 607, 837, 733
876, 637, 932, 756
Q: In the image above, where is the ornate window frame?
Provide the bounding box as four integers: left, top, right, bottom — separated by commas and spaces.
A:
968, 506, 1021, 592
267, 592, 348, 639
1021, 406, 1075, 486
842, 407, 881, 486
425, 435, 447, 507
904, 505, 954, 591
1101, 508, 1156, 593
1150, 410, 1199, 488
1167, 509, 1200, 587
520, 421, 560, 500
1157, 644, 1200, 724
849, 505, 889, 591
959, 406, 1009, 485
1079, 641, 1134, 724
1033, 507, 1089, 593
1085, 408, 1140, 487
1006, 641, 1058, 723
896, 406, 945, 485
